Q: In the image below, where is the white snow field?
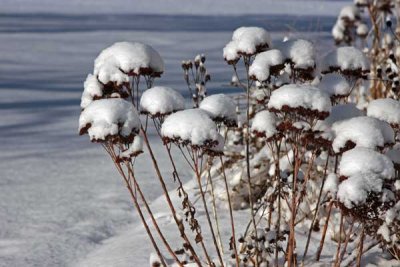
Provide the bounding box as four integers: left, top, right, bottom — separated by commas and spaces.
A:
0, 1, 360, 266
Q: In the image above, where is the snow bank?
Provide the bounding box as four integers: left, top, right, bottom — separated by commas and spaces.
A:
268, 84, 331, 117
337, 172, 383, 209
199, 94, 237, 126
79, 98, 141, 142
367, 98, 400, 126
223, 27, 271, 63
94, 42, 164, 85
81, 74, 104, 109
251, 110, 279, 139
249, 49, 284, 81
276, 39, 315, 69
140, 86, 185, 117
332, 116, 394, 153
321, 46, 369, 74
160, 109, 220, 147
317, 73, 351, 97
339, 147, 395, 180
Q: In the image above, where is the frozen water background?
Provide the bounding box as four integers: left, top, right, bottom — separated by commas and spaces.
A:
0, 1, 345, 266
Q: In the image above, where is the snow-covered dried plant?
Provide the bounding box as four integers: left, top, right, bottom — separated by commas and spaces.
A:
78, 5, 400, 266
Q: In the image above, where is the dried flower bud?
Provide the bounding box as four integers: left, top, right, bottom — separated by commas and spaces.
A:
201, 53, 206, 63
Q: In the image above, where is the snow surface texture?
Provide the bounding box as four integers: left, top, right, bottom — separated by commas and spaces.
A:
268, 84, 331, 113
321, 46, 369, 73
332, 116, 395, 153
317, 73, 351, 97
251, 110, 279, 139
140, 86, 185, 117
79, 98, 141, 141
94, 42, 164, 85
367, 98, 400, 126
81, 74, 104, 109
223, 27, 272, 62
161, 109, 220, 146
1, 0, 348, 16
199, 94, 237, 125
339, 147, 395, 180
275, 39, 316, 69
316, 103, 363, 132
249, 49, 284, 81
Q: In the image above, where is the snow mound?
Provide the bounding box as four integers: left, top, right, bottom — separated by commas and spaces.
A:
251, 110, 279, 139
94, 42, 164, 85
199, 94, 237, 126
339, 147, 395, 180
140, 86, 185, 117
316, 103, 363, 133
160, 109, 220, 147
321, 46, 369, 74
317, 73, 351, 97
276, 39, 315, 69
81, 74, 104, 109
249, 49, 284, 81
337, 172, 383, 209
268, 84, 331, 118
79, 98, 141, 142
332, 116, 394, 153
367, 98, 400, 126
223, 27, 272, 63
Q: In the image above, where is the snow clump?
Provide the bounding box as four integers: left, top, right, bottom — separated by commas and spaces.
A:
223, 27, 272, 63
140, 86, 185, 117
317, 73, 351, 98
251, 110, 279, 139
199, 94, 237, 126
276, 39, 316, 70
268, 84, 331, 119
367, 98, 400, 127
332, 116, 394, 153
249, 49, 285, 82
94, 42, 164, 85
339, 147, 395, 180
161, 109, 220, 147
81, 74, 104, 109
79, 98, 141, 142
321, 46, 369, 75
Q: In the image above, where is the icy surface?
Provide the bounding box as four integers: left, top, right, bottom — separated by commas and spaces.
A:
337, 172, 383, 209
81, 74, 104, 109
321, 46, 369, 73
223, 27, 272, 62
94, 42, 164, 85
199, 94, 237, 124
367, 98, 400, 126
140, 86, 185, 116
332, 116, 395, 153
161, 109, 219, 146
317, 73, 351, 97
276, 39, 315, 69
249, 49, 284, 81
268, 84, 331, 113
339, 147, 395, 180
251, 110, 279, 139
79, 98, 141, 141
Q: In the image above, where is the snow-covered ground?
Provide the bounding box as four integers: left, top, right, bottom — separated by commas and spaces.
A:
0, 1, 350, 266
